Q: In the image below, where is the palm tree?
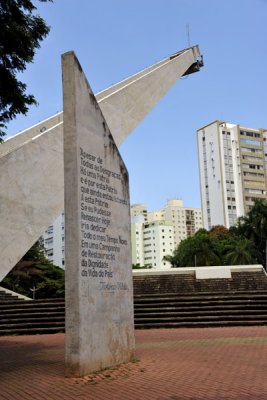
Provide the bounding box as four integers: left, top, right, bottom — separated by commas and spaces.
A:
174, 232, 222, 267
238, 200, 267, 268
224, 238, 259, 265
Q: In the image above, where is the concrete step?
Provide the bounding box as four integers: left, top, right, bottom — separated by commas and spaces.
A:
1, 307, 65, 318
134, 290, 267, 298
134, 314, 267, 323
0, 315, 65, 325
135, 320, 267, 329
0, 306, 65, 315
0, 321, 65, 330
134, 300, 267, 309
134, 309, 267, 317
0, 301, 65, 311
134, 292, 267, 298
0, 327, 65, 335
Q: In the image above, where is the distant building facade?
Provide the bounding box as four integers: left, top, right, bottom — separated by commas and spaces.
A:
131, 199, 202, 269
197, 121, 267, 229
40, 213, 65, 269
131, 215, 146, 267
131, 203, 148, 222
41, 199, 202, 269
163, 199, 203, 244
143, 220, 174, 269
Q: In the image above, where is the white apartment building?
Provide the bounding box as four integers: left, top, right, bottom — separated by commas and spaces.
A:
147, 199, 202, 245
131, 215, 145, 266
42, 200, 202, 269
197, 121, 267, 229
143, 221, 174, 269
131, 200, 202, 269
40, 213, 65, 269
131, 217, 174, 269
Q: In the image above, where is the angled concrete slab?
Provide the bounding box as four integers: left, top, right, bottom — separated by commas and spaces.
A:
0, 46, 203, 281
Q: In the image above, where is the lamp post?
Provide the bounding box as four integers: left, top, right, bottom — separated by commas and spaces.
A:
30, 285, 39, 300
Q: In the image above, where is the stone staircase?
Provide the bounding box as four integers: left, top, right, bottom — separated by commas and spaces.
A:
133, 269, 267, 328
0, 286, 24, 302
1, 268, 267, 335
134, 291, 267, 329
0, 296, 65, 336
133, 270, 267, 294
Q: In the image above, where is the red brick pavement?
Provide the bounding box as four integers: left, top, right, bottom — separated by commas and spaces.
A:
0, 326, 267, 400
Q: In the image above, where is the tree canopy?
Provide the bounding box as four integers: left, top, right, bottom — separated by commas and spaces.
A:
164, 229, 222, 267
209, 225, 234, 241
1, 241, 65, 298
234, 200, 267, 268
0, 0, 52, 140
164, 200, 267, 269
223, 237, 259, 265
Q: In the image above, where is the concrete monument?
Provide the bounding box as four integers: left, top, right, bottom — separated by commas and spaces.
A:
0, 45, 203, 282
62, 52, 135, 376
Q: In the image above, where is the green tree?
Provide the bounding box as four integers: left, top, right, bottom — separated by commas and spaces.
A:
0, 0, 52, 140
209, 225, 233, 241
209, 225, 237, 264
236, 200, 267, 268
224, 237, 259, 265
1, 241, 65, 298
165, 205, 267, 269
164, 230, 222, 268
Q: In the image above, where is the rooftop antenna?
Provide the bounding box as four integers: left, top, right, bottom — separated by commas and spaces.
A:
186, 23, 191, 47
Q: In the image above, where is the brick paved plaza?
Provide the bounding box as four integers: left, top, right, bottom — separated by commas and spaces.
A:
1, 326, 267, 400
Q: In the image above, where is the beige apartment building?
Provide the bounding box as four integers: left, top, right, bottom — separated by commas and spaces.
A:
162, 199, 203, 244
131, 203, 148, 222
197, 121, 267, 229
131, 200, 203, 269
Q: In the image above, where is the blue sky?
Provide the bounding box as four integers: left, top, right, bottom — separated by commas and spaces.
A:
7, 0, 267, 211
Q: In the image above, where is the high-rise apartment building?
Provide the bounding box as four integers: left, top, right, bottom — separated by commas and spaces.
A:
197, 121, 267, 229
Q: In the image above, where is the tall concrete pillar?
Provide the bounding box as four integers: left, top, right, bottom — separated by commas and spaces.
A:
62, 52, 135, 376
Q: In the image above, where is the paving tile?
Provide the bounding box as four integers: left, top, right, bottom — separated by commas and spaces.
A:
0, 327, 267, 399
